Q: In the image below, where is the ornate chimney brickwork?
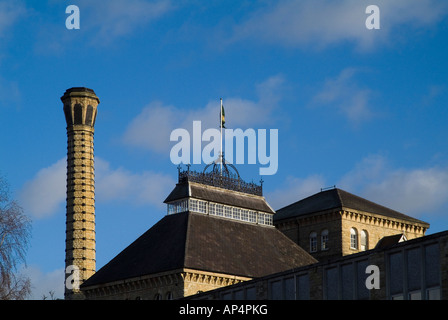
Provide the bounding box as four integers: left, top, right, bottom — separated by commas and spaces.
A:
61, 87, 100, 299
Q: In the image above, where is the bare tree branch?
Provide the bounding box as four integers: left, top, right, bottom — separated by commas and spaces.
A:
0, 174, 32, 300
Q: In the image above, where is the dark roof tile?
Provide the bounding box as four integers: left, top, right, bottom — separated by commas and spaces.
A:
164, 182, 275, 213
274, 188, 429, 226
82, 211, 316, 288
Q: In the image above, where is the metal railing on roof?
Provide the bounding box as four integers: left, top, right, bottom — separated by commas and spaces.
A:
177, 165, 263, 196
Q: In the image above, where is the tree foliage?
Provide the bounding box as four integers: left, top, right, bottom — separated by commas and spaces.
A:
0, 175, 32, 300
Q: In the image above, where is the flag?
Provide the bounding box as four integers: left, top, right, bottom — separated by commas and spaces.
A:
221, 103, 225, 128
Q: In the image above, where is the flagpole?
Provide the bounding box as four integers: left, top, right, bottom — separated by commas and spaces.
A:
220, 98, 223, 176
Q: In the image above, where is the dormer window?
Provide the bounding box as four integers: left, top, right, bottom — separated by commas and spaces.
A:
166, 198, 274, 226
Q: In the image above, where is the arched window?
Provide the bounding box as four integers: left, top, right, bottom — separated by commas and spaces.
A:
361, 230, 368, 251
154, 293, 162, 300
74, 103, 83, 124
85, 105, 94, 126
166, 292, 173, 300
321, 229, 329, 250
309, 232, 317, 253
350, 228, 358, 249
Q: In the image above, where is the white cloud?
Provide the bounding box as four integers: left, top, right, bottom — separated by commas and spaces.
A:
0, 76, 21, 109
95, 158, 174, 208
78, 0, 175, 43
18, 157, 175, 219
18, 158, 66, 219
0, 0, 26, 38
122, 75, 285, 154
21, 265, 64, 300
311, 68, 375, 125
338, 155, 448, 216
268, 154, 448, 217
266, 174, 326, 210
228, 0, 448, 51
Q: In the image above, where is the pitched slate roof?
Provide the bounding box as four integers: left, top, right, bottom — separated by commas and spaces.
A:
164, 181, 275, 213
375, 233, 407, 249
274, 188, 429, 227
81, 211, 317, 288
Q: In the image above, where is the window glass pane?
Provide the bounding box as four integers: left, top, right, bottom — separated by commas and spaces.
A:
224, 206, 232, 218
389, 251, 403, 295
232, 207, 240, 220
222, 292, 232, 300
425, 243, 440, 288
241, 209, 248, 221
216, 204, 223, 216
356, 259, 370, 300
407, 247, 421, 291
74, 104, 83, 124
270, 280, 282, 300
350, 228, 358, 249
427, 287, 441, 300
341, 264, 354, 300
189, 199, 198, 212
284, 277, 295, 300
409, 291, 422, 300
249, 211, 257, 223
258, 213, 265, 225
325, 267, 338, 300
86, 105, 94, 126
310, 232, 317, 253
246, 287, 256, 300
234, 290, 244, 299
297, 274, 309, 300
198, 200, 207, 213
321, 230, 329, 250
266, 214, 273, 225
360, 230, 368, 251
209, 203, 216, 215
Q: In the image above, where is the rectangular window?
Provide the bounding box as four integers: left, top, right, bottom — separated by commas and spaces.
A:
167, 200, 187, 214
232, 207, 240, 220
248, 211, 257, 223
198, 200, 207, 214
425, 243, 440, 288
407, 247, 421, 292
341, 263, 354, 300
427, 287, 441, 300
245, 287, 256, 300
321, 234, 329, 250
224, 206, 232, 218
297, 274, 310, 300
269, 280, 282, 300
189, 199, 198, 212
409, 291, 422, 300
325, 267, 338, 300
264, 214, 273, 225
216, 204, 223, 216
389, 251, 403, 296
209, 203, 216, 216
284, 277, 295, 300
310, 235, 317, 253
180, 200, 188, 212
350, 234, 357, 249
241, 209, 248, 221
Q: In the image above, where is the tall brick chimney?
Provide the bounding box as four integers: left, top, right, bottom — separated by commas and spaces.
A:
61, 87, 100, 299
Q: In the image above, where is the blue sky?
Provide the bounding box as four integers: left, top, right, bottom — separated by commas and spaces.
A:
1, 0, 448, 299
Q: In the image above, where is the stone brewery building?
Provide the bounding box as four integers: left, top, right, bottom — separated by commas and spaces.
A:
62, 87, 447, 300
